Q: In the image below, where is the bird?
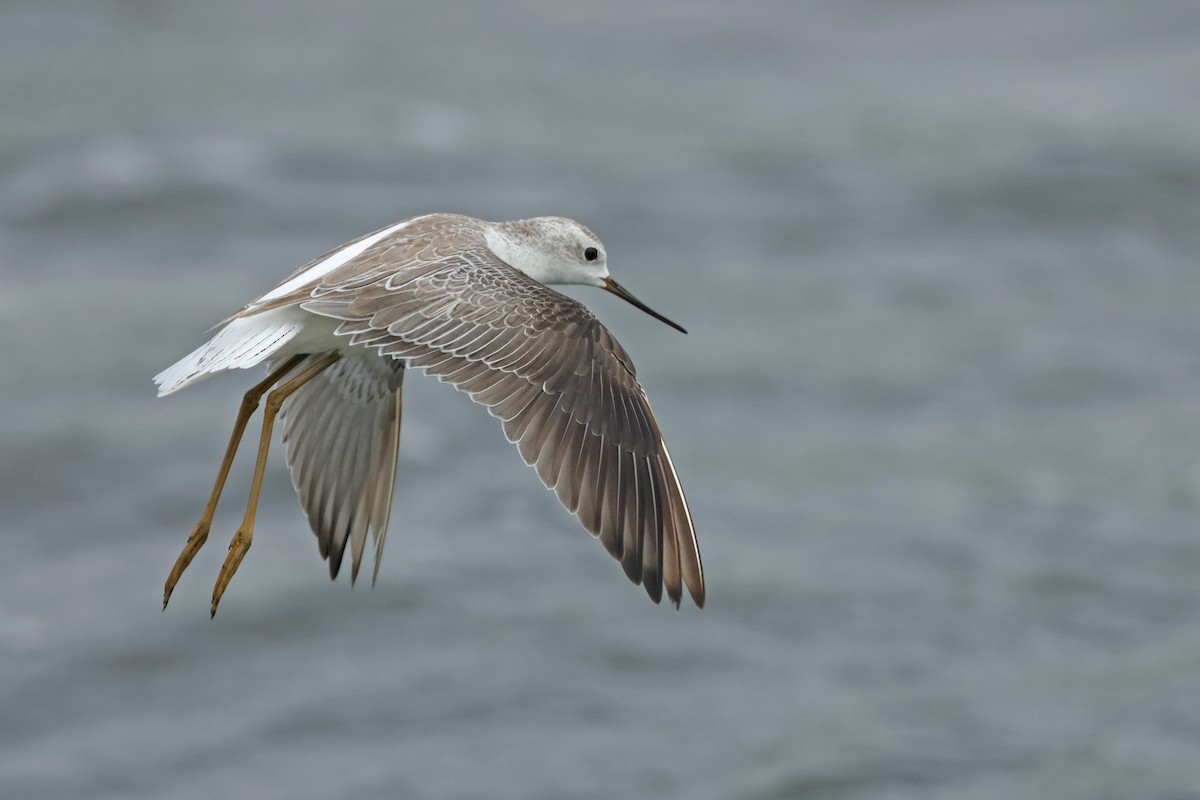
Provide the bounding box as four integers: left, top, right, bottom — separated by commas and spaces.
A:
155, 212, 704, 616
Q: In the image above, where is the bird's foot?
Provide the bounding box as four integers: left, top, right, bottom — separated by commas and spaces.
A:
210, 526, 253, 618
163, 520, 210, 609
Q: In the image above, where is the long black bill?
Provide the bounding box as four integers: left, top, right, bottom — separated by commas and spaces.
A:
603, 277, 688, 334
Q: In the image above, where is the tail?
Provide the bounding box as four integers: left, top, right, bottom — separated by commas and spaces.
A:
154, 311, 305, 396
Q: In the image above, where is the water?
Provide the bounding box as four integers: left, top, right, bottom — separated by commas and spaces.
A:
3, 2, 1200, 798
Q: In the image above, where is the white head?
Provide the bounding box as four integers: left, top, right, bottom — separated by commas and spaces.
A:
487, 216, 608, 286
487, 216, 686, 333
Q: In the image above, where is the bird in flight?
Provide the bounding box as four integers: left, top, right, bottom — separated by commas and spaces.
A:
156, 213, 704, 616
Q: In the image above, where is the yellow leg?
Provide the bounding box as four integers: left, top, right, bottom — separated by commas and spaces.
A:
210, 352, 340, 617
163, 355, 305, 609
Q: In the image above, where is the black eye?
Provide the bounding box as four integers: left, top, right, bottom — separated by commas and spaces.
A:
584, 246, 599, 262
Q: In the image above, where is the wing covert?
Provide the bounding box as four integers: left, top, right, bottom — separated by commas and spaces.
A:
300, 249, 704, 607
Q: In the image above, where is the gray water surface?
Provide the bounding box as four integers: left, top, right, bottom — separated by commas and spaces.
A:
4, 2, 1200, 798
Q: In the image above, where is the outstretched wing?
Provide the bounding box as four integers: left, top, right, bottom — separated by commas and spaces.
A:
299, 249, 704, 607
276, 354, 405, 585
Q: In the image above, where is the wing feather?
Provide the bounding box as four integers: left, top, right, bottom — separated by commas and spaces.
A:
278, 354, 405, 583
286, 235, 702, 606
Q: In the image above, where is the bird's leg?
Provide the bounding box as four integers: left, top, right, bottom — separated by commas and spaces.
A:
164, 355, 305, 609
210, 352, 341, 617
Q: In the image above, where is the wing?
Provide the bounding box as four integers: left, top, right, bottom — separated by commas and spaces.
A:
300, 249, 704, 607
276, 354, 405, 585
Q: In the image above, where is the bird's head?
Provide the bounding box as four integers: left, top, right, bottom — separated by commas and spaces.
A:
488, 216, 686, 333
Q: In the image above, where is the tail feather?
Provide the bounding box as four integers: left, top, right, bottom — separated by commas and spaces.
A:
154, 311, 305, 396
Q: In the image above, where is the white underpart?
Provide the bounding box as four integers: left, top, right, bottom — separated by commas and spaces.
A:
254, 216, 424, 305
153, 305, 343, 396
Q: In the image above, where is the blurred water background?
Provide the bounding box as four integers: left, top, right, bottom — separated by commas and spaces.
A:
3, 2, 1200, 798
